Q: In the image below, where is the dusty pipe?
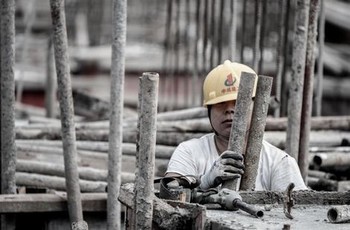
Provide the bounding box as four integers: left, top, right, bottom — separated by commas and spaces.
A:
313, 153, 350, 168
222, 72, 256, 191
299, 0, 320, 181
240, 76, 273, 190
135, 73, 159, 230
49, 0, 87, 229
1, 0, 17, 228
45, 37, 57, 118
327, 206, 350, 223
286, 0, 310, 161
107, 0, 127, 229
0, 0, 16, 195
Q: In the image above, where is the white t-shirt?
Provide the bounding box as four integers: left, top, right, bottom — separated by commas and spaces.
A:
166, 133, 308, 191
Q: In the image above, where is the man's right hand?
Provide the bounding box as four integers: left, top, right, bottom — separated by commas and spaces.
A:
200, 150, 244, 190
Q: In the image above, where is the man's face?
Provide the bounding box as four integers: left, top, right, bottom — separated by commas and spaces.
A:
210, 100, 236, 139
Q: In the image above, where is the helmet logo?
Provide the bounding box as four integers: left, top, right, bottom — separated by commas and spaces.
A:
224, 73, 236, 86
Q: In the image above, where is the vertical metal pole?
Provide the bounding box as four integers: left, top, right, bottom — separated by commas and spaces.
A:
240, 0, 248, 63
173, 0, 180, 108
135, 73, 159, 230
281, 0, 292, 117
184, 0, 191, 107
253, 0, 262, 70
274, 0, 287, 118
286, 0, 310, 161
202, 0, 209, 73
107, 0, 127, 229
240, 76, 273, 190
209, 0, 216, 69
0, 0, 16, 197
258, 0, 267, 73
1, 1, 17, 229
49, 0, 87, 229
15, 0, 37, 104
299, 0, 320, 181
314, 0, 324, 116
45, 36, 57, 118
161, 0, 173, 112
222, 72, 256, 191
192, 0, 201, 106
217, 0, 224, 65
229, 0, 238, 61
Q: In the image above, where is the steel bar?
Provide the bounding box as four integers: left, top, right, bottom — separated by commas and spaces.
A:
217, 0, 224, 65
192, 0, 201, 106
281, 0, 292, 117
253, 0, 262, 70
173, 0, 181, 109
286, 0, 310, 161
107, 0, 127, 228
313, 153, 350, 168
161, 0, 173, 112
229, 0, 238, 61
202, 0, 209, 73
16, 172, 107, 193
241, 76, 273, 190
49, 0, 87, 229
184, 0, 191, 107
240, 0, 248, 63
258, 0, 267, 73
0, 0, 16, 196
45, 36, 57, 118
15, 0, 37, 104
135, 73, 159, 230
1, 0, 16, 228
209, 0, 216, 69
327, 206, 350, 223
274, 0, 287, 118
299, 0, 320, 180
222, 72, 256, 191
314, 0, 325, 116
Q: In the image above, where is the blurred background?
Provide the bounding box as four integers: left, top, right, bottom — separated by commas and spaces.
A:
14, 0, 350, 117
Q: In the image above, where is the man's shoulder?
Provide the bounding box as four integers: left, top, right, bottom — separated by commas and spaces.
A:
179, 133, 214, 146
262, 140, 288, 158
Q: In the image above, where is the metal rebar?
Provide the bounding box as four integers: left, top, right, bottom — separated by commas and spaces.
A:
258, 0, 267, 73
240, 0, 248, 63
222, 72, 256, 191
286, 0, 310, 161
240, 75, 273, 191
327, 206, 350, 223
0, 0, 16, 196
209, 0, 216, 69
217, 0, 224, 65
281, 0, 292, 117
1, 4, 17, 229
253, 0, 262, 70
229, 0, 237, 61
314, 0, 325, 116
135, 73, 159, 230
107, 0, 127, 229
192, 0, 201, 107
274, 0, 287, 118
298, 0, 320, 181
49, 0, 87, 229
45, 36, 57, 118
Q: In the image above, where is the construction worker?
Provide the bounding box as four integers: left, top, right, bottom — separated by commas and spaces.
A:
165, 60, 308, 191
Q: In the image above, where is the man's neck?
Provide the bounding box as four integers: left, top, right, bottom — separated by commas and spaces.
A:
214, 134, 229, 155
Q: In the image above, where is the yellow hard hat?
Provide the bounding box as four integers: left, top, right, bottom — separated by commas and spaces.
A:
203, 60, 258, 106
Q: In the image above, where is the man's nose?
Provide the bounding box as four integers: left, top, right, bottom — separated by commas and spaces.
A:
225, 103, 235, 114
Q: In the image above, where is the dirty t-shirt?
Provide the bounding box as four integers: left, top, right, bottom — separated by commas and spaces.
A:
166, 133, 308, 191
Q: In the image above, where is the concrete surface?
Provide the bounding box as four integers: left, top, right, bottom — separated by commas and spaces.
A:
206, 205, 350, 230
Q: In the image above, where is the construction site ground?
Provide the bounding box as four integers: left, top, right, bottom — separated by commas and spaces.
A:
206, 205, 349, 230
